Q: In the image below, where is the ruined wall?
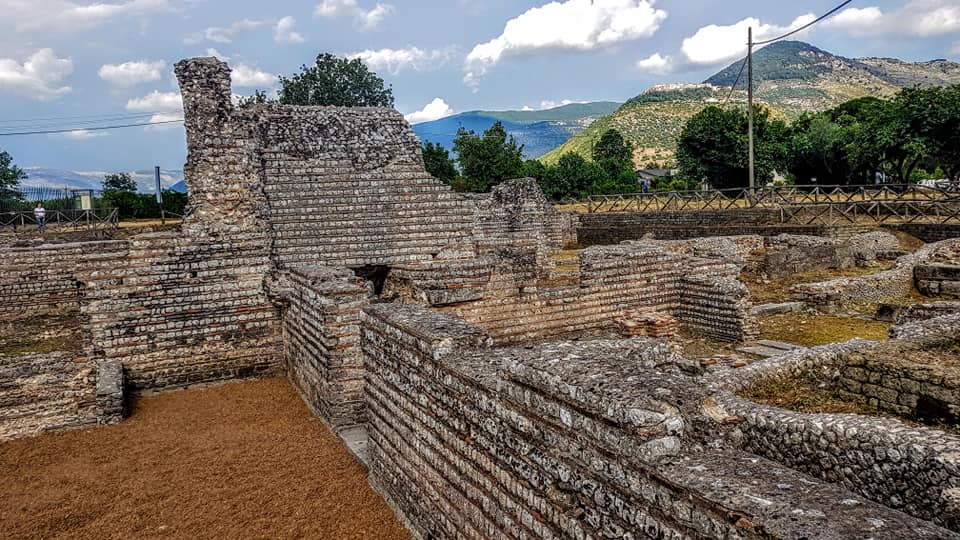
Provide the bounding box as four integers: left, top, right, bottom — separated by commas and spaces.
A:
886, 223, 960, 243
712, 340, 960, 527
280, 267, 372, 428
79, 233, 282, 391
0, 241, 126, 318
362, 303, 953, 539
0, 354, 122, 441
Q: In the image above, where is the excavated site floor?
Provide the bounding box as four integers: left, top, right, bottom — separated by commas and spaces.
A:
0, 378, 409, 540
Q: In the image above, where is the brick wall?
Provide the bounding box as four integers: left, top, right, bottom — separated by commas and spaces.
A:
0, 354, 122, 441
362, 303, 953, 539
886, 223, 960, 243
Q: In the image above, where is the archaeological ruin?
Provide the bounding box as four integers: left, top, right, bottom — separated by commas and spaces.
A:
3, 57, 960, 539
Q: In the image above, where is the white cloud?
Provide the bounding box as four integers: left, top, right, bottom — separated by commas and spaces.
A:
126, 90, 182, 112
349, 47, 456, 74
404, 98, 454, 124
54, 129, 109, 140
274, 16, 306, 43
6, 0, 173, 33
206, 48, 229, 61
823, 1, 960, 38
463, 0, 666, 86
185, 19, 267, 44
144, 112, 184, 130
314, 0, 395, 30
98, 60, 166, 86
0, 48, 73, 100
231, 64, 276, 88
680, 14, 815, 66
636, 52, 671, 74
539, 99, 583, 109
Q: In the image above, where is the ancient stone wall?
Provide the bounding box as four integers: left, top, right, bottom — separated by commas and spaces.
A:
280, 267, 372, 428
362, 303, 954, 539
712, 339, 960, 527
0, 241, 126, 318
79, 233, 282, 392
886, 223, 960, 243
0, 354, 122, 441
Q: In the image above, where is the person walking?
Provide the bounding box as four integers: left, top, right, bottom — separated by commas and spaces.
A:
34, 202, 46, 234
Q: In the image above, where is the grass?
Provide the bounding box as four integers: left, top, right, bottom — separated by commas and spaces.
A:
743, 263, 895, 304
0, 310, 81, 356
757, 313, 890, 346
741, 371, 874, 415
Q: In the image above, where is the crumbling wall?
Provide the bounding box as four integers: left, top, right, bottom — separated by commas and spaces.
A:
79, 233, 282, 391
0, 241, 126, 318
712, 339, 960, 527
761, 232, 900, 276
0, 354, 122, 441
362, 303, 954, 539
280, 267, 372, 428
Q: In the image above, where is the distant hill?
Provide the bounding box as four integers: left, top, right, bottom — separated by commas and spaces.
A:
22, 168, 185, 193
412, 101, 621, 159
542, 41, 960, 167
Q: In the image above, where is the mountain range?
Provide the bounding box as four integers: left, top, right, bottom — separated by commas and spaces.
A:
21, 168, 186, 193
412, 102, 621, 159
542, 41, 960, 167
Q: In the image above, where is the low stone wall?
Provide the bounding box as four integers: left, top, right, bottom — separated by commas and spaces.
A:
761, 232, 900, 276
0, 241, 126, 318
577, 210, 819, 245
0, 353, 123, 441
712, 340, 960, 527
362, 303, 954, 539
79, 232, 283, 392
281, 267, 372, 428
916, 264, 960, 298
678, 273, 757, 342
838, 342, 960, 423
886, 223, 960, 243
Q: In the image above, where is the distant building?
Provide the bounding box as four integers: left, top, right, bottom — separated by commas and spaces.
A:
636, 168, 678, 185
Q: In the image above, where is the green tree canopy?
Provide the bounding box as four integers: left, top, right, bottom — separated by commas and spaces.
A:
279, 53, 394, 107
452, 121, 524, 192
592, 129, 634, 165
0, 150, 27, 199
677, 105, 789, 189
422, 141, 459, 186
103, 172, 137, 192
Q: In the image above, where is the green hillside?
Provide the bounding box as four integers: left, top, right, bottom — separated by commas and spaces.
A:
542, 41, 960, 168
476, 101, 621, 124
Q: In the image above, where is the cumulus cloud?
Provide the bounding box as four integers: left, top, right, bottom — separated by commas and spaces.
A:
98, 60, 166, 86
185, 19, 267, 44
636, 52, 671, 74
273, 16, 306, 43
54, 129, 109, 139
206, 48, 229, 61
680, 14, 815, 66
0, 48, 73, 100
6, 0, 173, 33
126, 90, 182, 112
349, 47, 457, 74
463, 0, 667, 86
404, 98, 454, 124
539, 99, 584, 109
823, 1, 960, 37
314, 0, 395, 30
231, 64, 276, 88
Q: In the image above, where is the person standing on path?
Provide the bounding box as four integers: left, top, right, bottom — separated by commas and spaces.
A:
34, 202, 46, 234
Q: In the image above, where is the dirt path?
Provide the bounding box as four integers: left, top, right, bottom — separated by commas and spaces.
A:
0, 378, 409, 540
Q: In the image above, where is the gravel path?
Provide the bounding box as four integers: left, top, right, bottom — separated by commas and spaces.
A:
0, 377, 409, 540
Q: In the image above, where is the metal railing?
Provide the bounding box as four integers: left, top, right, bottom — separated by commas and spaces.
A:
0, 208, 119, 232
583, 184, 960, 224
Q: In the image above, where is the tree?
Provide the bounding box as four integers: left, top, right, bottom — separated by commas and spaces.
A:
452, 121, 524, 192
592, 129, 634, 165
237, 90, 272, 108
421, 141, 459, 186
279, 53, 394, 107
103, 172, 137, 192
677, 105, 788, 189
0, 150, 27, 199
787, 114, 852, 184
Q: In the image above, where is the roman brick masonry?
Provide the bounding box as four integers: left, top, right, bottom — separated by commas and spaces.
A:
4, 56, 960, 537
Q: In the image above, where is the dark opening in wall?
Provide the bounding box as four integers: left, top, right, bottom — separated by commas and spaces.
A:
352, 265, 391, 296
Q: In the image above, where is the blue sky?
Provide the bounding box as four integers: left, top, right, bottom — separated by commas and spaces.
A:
0, 0, 958, 173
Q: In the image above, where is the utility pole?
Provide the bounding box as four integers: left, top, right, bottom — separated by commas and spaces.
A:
155, 166, 165, 225
747, 26, 755, 193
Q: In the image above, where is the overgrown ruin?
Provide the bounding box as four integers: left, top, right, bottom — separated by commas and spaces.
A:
3, 57, 960, 539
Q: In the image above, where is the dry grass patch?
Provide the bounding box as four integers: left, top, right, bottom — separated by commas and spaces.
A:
744, 263, 896, 304
758, 313, 890, 346
741, 371, 874, 415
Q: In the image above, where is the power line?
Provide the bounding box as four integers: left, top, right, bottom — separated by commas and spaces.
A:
0, 111, 181, 126
754, 0, 854, 45
722, 59, 748, 105
0, 119, 184, 137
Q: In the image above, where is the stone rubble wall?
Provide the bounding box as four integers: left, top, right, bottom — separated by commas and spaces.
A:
0, 241, 127, 318
791, 238, 960, 306
0, 353, 123, 441
78, 232, 283, 392
885, 223, 960, 243
916, 264, 960, 298
761, 231, 900, 277
362, 303, 955, 539
891, 312, 960, 342
894, 301, 960, 324
711, 340, 960, 527
280, 267, 372, 428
